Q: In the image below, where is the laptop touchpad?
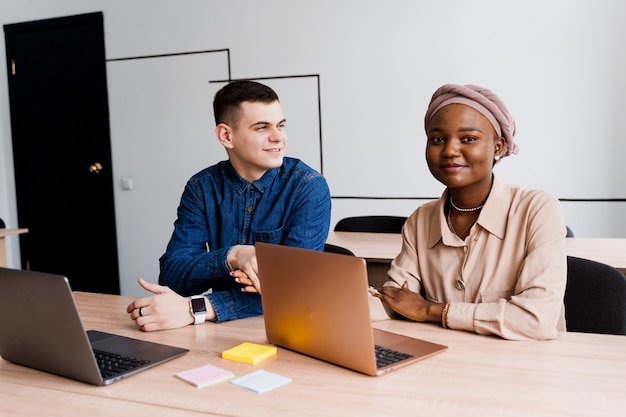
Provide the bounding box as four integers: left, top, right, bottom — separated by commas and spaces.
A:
91, 334, 145, 355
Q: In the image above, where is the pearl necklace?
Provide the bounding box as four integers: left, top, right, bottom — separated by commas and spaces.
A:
450, 198, 484, 212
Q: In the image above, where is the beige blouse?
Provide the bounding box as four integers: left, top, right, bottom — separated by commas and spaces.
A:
373, 176, 567, 340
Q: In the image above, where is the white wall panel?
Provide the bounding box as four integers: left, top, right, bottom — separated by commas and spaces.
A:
1, 0, 624, 296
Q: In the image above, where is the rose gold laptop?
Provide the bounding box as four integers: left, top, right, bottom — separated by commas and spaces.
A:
255, 243, 447, 376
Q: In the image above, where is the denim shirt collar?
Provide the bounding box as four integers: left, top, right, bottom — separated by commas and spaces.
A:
225, 161, 279, 194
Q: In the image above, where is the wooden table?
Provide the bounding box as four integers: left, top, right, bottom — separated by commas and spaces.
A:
327, 232, 626, 286
0, 228, 27, 267
564, 238, 626, 273
327, 231, 402, 261
2, 292, 626, 416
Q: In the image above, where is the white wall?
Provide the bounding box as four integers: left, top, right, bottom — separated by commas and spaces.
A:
1, 0, 625, 297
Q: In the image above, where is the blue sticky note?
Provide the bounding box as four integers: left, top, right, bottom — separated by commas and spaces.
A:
230, 369, 292, 394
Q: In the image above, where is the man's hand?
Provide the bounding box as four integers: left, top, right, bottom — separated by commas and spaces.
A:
229, 245, 261, 293
126, 278, 215, 331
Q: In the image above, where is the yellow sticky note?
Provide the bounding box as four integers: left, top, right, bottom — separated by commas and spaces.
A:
221, 342, 277, 364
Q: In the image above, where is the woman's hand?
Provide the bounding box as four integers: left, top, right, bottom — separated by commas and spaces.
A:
232, 269, 260, 293
375, 281, 442, 323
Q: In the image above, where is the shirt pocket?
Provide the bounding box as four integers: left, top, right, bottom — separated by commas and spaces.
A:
480, 288, 515, 303
253, 226, 285, 245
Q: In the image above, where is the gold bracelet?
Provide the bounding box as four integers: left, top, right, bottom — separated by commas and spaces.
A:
441, 302, 451, 329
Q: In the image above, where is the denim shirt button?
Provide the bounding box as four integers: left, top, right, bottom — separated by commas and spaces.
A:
247, 206, 253, 213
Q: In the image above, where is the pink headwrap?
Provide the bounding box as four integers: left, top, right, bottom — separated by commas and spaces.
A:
424, 84, 519, 159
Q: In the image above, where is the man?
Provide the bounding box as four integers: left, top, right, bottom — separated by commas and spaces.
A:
127, 80, 331, 330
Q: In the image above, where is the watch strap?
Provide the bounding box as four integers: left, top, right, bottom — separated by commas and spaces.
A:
190, 295, 207, 325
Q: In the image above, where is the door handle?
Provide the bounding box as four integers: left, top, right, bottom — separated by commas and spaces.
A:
89, 162, 103, 174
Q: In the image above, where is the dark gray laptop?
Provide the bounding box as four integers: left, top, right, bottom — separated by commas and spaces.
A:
0, 267, 188, 385
256, 243, 447, 376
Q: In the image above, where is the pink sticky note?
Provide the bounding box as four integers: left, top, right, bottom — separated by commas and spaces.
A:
175, 364, 234, 388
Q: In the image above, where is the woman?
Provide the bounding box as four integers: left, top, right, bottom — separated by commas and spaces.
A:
371, 84, 567, 340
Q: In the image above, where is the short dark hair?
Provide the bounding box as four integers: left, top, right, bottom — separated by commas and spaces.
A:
213, 80, 279, 127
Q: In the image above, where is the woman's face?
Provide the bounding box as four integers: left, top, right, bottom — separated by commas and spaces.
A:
425, 103, 504, 192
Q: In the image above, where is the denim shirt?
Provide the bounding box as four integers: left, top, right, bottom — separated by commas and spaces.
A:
159, 157, 331, 322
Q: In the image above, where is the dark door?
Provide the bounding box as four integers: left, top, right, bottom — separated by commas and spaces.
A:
4, 12, 120, 294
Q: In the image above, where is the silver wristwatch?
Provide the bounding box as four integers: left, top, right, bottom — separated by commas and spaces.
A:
190, 295, 207, 324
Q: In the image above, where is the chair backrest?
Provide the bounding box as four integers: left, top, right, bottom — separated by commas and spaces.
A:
564, 256, 626, 335
334, 216, 407, 234
565, 226, 574, 237
0, 218, 5, 228
323, 243, 355, 256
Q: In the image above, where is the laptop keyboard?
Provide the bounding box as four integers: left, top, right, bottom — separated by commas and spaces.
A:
374, 345, 413, 368
94, 350, 151, 379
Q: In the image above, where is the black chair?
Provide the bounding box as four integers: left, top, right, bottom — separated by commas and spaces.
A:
0, 218, 5, 228
323, 243, 355, 256
566, 226, 574, 237
334, 216, 407, 234
564, 256, 626, 335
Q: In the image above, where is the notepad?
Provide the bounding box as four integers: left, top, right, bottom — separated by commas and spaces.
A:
175, 364, 234, 388
221, 342, 277, 364
230, 369, 292, 394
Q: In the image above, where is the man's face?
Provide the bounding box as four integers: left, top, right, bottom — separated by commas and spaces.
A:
222, 100, 287, 181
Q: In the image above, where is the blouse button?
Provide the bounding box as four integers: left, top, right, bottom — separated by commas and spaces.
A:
247, 206, 254, 213
455, 280, 466, 291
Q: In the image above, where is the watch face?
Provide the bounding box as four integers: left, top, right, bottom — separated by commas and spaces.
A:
191, 297, 207, 314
